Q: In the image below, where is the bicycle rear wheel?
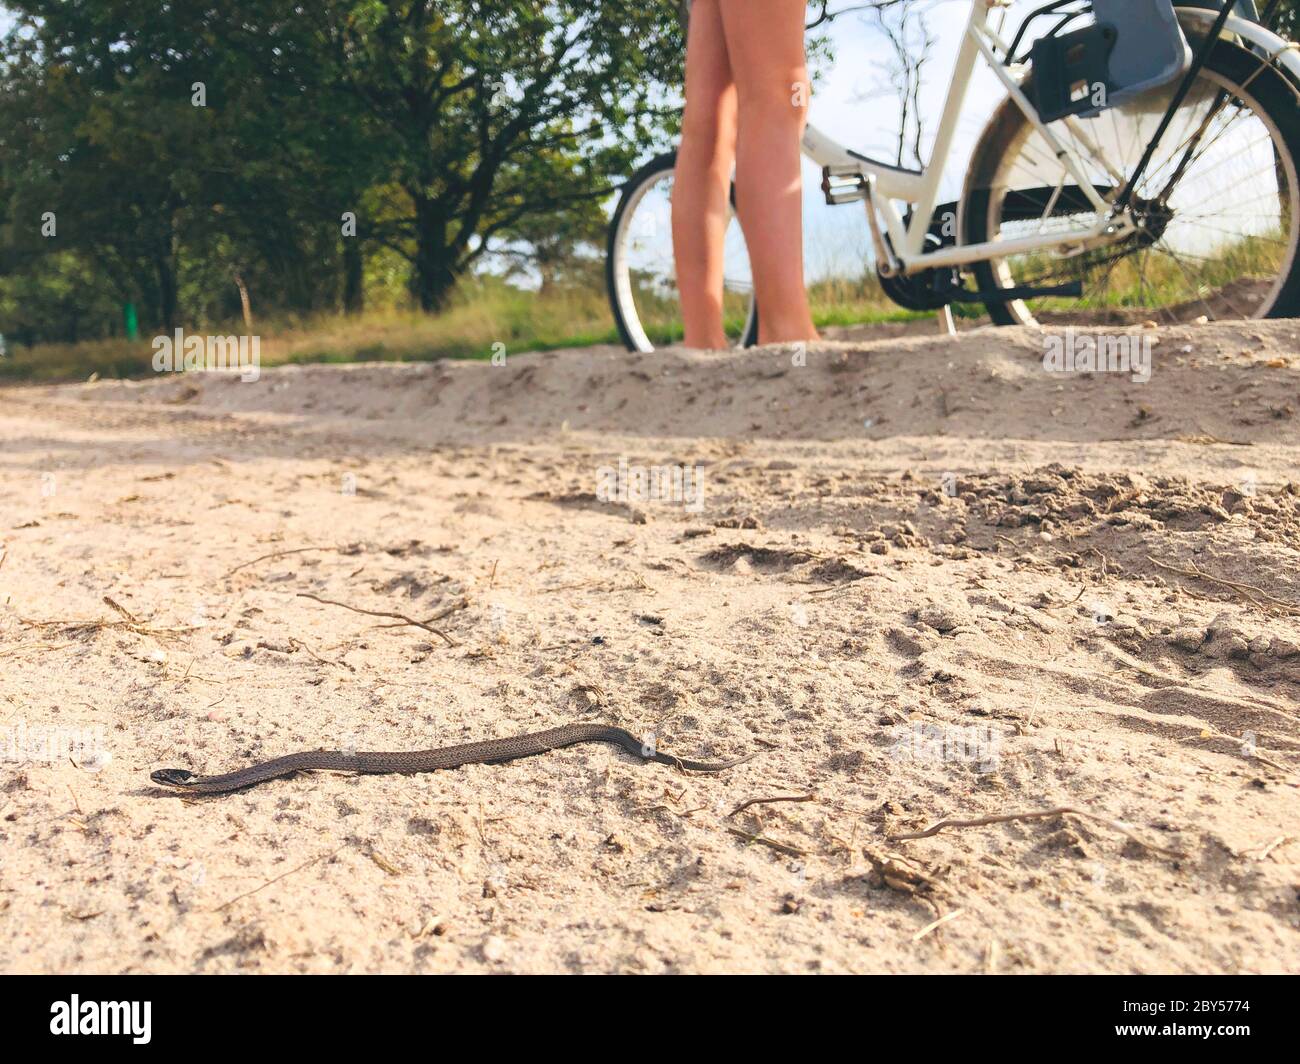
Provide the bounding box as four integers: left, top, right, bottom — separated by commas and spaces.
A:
963, 37, 1300, 325
606, 151, 759, 353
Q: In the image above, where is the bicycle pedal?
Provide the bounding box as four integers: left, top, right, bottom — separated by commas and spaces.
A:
821, 166, 867, 206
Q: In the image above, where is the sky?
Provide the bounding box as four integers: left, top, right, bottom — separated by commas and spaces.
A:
803, 0, 1048, 278
813, 1, 1057, 164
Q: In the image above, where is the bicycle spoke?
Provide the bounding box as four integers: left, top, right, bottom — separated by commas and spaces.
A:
978, 51, 1295, 325
1158, 238, 1247, 319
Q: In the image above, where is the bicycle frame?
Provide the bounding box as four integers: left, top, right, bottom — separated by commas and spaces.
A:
800, 0, 1299, 279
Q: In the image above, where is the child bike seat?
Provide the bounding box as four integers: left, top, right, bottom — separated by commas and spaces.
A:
1093, 0, 1192, 108
1032, 0, 1192, 122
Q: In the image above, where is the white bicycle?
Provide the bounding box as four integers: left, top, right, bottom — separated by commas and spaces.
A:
607, 0, 1300, 351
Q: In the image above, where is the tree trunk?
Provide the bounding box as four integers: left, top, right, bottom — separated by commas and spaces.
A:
233, 272, 253, 329
537, 254, 559, 297
343, 239, 364, 316
414, 255, 457, 312
155, 254, 179, 332
412, 196, 457, 312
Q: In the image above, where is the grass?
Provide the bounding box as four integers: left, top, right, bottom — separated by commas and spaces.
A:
1004, 225, 1288, 318
4, 231, 1270, 384
0, 280, 619, 383
0, 337, 160, 383
0, 274, 942, 384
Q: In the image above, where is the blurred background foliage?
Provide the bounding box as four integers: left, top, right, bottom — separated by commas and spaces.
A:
0, 1, 1294, 377
0, 0, 684, 365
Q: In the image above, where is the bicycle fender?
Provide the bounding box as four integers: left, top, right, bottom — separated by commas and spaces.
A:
1176, 6, 1300, 87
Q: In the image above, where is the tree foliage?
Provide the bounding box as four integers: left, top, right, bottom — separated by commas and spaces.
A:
0, 0, 684, 340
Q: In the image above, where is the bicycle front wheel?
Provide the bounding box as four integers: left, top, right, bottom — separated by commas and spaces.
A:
964, 36, 1300, 325
606, 151, 759, 353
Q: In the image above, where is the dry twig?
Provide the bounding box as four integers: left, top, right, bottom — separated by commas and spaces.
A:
1147, 555, 1300, 615
223, 545, 347, 579
727, 794, 816, 819
296, 592, 457, 646
216, 845, 346, 912
726, 827, 810, 857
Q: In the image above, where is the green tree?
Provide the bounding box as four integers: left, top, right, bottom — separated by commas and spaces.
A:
0, 0, 394, 334
317, 0, 683, 311
0, 0, 685, 336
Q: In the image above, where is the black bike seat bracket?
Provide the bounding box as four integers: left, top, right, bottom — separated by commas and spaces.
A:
1031, 21, 1118, 123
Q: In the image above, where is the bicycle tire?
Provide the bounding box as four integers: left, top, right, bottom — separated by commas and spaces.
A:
963, 36, 1300, 325
606, 150, 760, 353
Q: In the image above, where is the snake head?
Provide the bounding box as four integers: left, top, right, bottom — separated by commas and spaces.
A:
151, 768, 197, 788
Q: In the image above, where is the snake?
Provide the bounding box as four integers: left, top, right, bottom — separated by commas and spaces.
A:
150, 723, 757, 795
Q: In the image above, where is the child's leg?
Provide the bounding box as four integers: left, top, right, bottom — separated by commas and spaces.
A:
671, 0, 739, 351
719, 0, 818, 344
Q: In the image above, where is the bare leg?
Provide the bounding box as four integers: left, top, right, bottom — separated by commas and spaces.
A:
719, 0, 818, 344
672, 0, 738, 351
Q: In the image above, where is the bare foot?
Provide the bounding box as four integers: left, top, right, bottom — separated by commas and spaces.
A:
758, 325, 820, 345
681, 335, 731, 351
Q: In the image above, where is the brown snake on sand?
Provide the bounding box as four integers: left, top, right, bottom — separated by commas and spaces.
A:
151, 724, 758, 795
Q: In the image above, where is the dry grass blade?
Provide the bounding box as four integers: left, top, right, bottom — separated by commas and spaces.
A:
913, 908, 964, 943
889, 806, 1187, 858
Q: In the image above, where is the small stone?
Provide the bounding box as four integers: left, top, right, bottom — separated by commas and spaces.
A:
80, 750, 112, 773
826, 749, 868, 774
1170, 626, 1207, 652
917, 605, 960, 633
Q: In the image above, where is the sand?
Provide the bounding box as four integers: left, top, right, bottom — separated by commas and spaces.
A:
0, 319, 1297, 973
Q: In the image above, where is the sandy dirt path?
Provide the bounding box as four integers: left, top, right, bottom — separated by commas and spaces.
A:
1, 321, 1297, 973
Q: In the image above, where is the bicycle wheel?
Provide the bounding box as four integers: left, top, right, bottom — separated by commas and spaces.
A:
963, 37, 1300, 325
606, 151, 759, 353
